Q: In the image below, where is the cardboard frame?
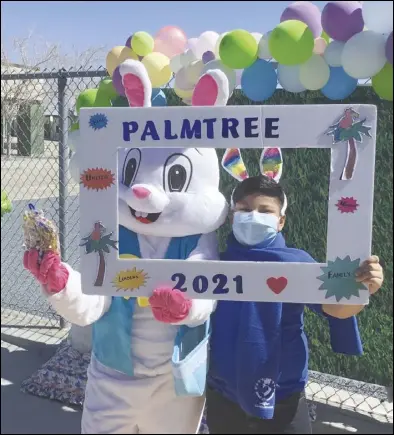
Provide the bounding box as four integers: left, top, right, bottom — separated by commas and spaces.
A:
78, 104, 377, 304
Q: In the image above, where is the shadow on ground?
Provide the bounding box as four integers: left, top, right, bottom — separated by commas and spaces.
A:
1, 334, 392, 434
1, 334, 81, 435
312, 403, 393, 434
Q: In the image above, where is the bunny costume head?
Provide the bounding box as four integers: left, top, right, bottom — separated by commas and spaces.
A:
70, 59, 230, 238
117, 60, 229, 237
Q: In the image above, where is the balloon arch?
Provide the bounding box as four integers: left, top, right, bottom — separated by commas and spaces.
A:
74, 1, 393, 117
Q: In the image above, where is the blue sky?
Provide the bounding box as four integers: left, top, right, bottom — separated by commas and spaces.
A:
2, 1, 328, 64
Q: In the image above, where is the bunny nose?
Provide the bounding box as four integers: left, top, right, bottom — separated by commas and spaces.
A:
132, 186, 151, 199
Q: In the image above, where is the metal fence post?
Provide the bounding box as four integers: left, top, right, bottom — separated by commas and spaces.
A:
58, 69, 69, 330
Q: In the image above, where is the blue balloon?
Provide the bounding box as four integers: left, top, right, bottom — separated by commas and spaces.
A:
321, 67, 358, 100
151, 88, 167, 107
241, 59, 277, 102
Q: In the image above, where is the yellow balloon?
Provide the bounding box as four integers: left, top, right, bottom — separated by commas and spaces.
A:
106, 46, 138, 76
132, 31, 154, 57
142, 52, 172, 87
174, 86, 194, 100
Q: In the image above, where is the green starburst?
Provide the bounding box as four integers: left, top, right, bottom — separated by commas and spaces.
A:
318, 256, 368, 302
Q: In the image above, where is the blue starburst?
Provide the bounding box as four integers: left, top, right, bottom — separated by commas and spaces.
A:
89, 113, 108, 131
318, 256, 368, 302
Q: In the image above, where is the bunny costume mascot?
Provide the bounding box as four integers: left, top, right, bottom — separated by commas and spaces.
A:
23, 60, 230, 434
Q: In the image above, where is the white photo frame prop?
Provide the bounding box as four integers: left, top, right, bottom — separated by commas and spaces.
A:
78, 104, 377, 305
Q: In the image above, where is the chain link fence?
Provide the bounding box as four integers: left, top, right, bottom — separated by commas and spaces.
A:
1, 67, 107, 327
1, 67, 392, 424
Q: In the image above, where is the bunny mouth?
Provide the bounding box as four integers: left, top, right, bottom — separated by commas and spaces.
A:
129, 207, 161, 224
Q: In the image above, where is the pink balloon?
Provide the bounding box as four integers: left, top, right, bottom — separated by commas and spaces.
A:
154, 26, 187, 58
313, 37, 328, 55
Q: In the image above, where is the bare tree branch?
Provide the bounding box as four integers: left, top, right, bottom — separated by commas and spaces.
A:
1, 31, 106, 156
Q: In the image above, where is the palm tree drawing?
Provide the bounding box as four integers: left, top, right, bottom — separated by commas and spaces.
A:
326, 108, 372, 180
80, 222, 118, 286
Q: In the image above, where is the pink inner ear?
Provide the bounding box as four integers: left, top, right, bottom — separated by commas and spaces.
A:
192, 74, 218, 106
123, 73, 145, 107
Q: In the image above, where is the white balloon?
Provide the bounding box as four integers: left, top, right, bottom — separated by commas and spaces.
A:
235, 69, 243, 88
324, 41, 345, 67
185, 60, 205, 84
170, 54, 183, 73
195, 31, 219, 59
363, 1, 393, 34
342, 30, 387, 79
180, 49, 197, 67
299, 54, 330, 90
201, 59, 237, 92
215, 32, 228, 57
68, 129, 80, 153
251, 32, 263, 43
68, 153, 80, 183
277, 64, 306, 93
258, 31, 273, 60
175, 66, 195, 91
187, 38, 199, 56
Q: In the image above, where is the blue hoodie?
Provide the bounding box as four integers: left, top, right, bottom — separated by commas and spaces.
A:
208, 233, 363, 419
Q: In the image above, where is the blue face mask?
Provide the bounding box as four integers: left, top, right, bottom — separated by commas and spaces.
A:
233, 211, 279, 247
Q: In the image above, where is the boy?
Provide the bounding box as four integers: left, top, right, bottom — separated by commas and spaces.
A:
207, 175, 384, 434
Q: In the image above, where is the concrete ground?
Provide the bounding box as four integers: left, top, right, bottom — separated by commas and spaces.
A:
1, 320, 82, 435
1, 322, 392, 435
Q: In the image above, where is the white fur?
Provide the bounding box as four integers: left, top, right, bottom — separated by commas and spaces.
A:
61, 60, 228, 433
203, 69, 230, 106
119, 60, 152, 108
118, 147, 228, 237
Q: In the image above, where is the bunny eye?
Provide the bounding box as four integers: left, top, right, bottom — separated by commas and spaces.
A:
163, 154, 193, 193
122, 148, 141, 187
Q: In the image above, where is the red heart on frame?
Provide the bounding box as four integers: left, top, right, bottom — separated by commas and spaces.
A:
267, 277, 288, 294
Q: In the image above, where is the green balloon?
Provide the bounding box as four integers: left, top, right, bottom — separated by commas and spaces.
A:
111, 96, 129, 107
269, 20, 314, 66
372, 63, 393, 101
95, 88, 112, 107
321, 30, 330, 44
70, 121, 79, 132
76, 89, 99, 114
219, 30, 258, 69
98, 78, 118, 100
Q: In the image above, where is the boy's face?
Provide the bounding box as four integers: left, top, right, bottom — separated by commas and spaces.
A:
232, 193, 286, 231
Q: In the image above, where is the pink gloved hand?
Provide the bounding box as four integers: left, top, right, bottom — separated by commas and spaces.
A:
149, 287, 192, 324
23, 249, 69, 294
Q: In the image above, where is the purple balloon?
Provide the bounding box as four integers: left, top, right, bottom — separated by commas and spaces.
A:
386, 32, 393, 65
112, 67, 125, 97
280, 1, 322, 38
322, 1, 364, 42
202, 51, 215, 64
125, 35, 132, 48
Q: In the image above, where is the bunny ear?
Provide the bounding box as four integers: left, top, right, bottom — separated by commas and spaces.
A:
192, 69, 229, 107
260, 148, 283, 183
119, 60, 152, 108
222, 148, 249, 182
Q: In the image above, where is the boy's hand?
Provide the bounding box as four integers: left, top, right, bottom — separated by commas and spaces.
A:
323, 255, 384, 319
355, 256, 384, 295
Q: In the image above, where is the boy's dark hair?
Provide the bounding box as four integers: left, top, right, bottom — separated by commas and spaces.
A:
232, 175, 285, 209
